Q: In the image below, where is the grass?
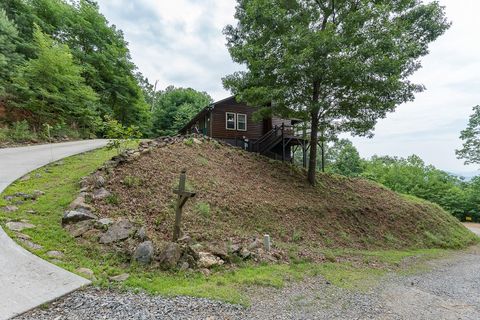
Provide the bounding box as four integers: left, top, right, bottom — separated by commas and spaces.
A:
0, 146, 476, 306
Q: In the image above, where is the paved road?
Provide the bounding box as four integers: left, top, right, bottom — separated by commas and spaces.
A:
0, 140, 108, 320
464, 223, 480, 236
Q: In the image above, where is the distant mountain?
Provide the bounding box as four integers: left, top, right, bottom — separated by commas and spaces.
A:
449, 171, 479, 181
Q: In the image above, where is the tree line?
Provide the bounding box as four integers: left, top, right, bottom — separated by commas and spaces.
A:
0, 0, 211, 142
320, 139, 480, 222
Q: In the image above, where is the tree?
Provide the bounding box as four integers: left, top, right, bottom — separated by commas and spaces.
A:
1, 0, 152, 135
456, 105, 480, 165
325, 139, 363, 177
151, 86, 213, 136
11, 25, 100, 133
223, 0, 450, 185
0, 9, 23, 96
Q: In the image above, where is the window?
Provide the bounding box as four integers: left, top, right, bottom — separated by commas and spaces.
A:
226, 112, 236, 130
237, 114, 247, 131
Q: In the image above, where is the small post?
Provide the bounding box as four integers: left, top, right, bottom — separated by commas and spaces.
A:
281, 123, 285, 162
264, 234, 271, 252
173, 169, 196, 241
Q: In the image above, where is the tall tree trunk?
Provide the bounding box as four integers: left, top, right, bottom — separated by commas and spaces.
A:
320, 128, 325, 172
308, 113, 319, 185
307, 81, 321, 185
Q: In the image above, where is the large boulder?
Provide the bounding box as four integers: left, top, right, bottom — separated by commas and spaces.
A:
62, 209, 97, 224
99, 219, 136, 244
133, 241, 154, 265
157, 242, 182, 270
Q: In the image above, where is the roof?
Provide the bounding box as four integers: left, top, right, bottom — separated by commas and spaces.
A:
178, 96, 303, 133
178, 96, 236, 134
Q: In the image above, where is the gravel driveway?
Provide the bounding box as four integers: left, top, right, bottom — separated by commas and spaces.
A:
16, 246, 480, 320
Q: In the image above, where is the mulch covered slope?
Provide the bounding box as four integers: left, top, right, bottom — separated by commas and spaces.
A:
92, 137, 475, 260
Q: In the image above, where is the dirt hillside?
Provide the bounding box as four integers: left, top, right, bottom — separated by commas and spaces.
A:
91, 137, 476, 261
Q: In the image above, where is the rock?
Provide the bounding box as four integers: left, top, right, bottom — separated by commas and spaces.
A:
133, 241, 154, 265
15, 232, 31, 240
69, 196, 93, 211
62, 209, 97, 224
136, 226, 148, 241
46, 251, 65, 259
248, 238, 261, 250
157, 242, 182, 270
3, 195, 14, 201
99, 220, 136, 244
77, 268, 95, 280
95, 218, 114, 229
177, 235, 192, 244
20, 175, 31, 181
65, 220, 94, 238
19, 239, 43, 250
26, 210, 37, 214
14, 192, 33, 200
94, 175, 106, 188
109, 273, 129, 282
32, 190, 45, 198
200, 268, 211, 276
6, 221, 35, 232
179, 262, 190, 271
190, 243, 204, 253
209, 244, 229, 260
93, 188, 111, 200
2, 205, 19, 213
240, 248, 252, 260
192, 138, 202, 144
229, 243, 241, 254
197, 252, 224, 269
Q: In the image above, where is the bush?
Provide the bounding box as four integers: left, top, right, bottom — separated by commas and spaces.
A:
8, 121, 36, 142
0, 127, 8, 141
195, 202, 211, 218
103, 117, 141, 154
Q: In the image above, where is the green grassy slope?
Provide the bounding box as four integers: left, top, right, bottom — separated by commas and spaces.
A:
94, 139, 477, 258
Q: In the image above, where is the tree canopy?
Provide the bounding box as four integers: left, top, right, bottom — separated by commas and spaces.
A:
151, 86, 213, 137
456, 105, 480, 165
12, 25, 100, 133
0, 9, 23, 97
0, 0, 152, 136
224, 0, 450, 184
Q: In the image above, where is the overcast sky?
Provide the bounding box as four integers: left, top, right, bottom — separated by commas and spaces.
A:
96, 0, 480, 176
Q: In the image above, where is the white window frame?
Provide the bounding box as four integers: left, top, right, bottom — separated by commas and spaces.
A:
226, 112, 236, 130
237, 113, 247, 131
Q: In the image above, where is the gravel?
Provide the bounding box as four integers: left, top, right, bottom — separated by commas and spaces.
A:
16, 247, 480, 320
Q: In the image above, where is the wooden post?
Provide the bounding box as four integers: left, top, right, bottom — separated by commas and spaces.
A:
281, 123, 285, 162
173, 169, 196, 241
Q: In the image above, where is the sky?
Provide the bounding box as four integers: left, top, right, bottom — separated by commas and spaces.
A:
96, 0, 480, 176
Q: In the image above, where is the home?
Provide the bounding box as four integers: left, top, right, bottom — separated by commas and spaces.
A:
179, 96, 309, 165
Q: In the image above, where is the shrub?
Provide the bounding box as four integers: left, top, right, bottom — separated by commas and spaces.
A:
0, 126, 8, 142
123, 176, 143, 188
8, 121, 36, 142
195, 202, 211, 218
103, 116, 141, 155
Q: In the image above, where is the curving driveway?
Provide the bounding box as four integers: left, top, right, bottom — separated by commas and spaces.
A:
0, 140, 108, 320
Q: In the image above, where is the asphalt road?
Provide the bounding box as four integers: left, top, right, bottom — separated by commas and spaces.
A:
0, 140, 107, 320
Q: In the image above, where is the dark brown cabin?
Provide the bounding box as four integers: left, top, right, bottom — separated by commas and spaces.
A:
179, 96, 308, 164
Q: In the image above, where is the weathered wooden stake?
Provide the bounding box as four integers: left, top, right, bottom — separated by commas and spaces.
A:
173, 169, 196, 241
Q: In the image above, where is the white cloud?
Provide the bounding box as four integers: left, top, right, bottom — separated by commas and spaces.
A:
96, 0, 480, 174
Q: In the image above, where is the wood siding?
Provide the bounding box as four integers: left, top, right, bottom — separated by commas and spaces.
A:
210, 97, 264, 140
